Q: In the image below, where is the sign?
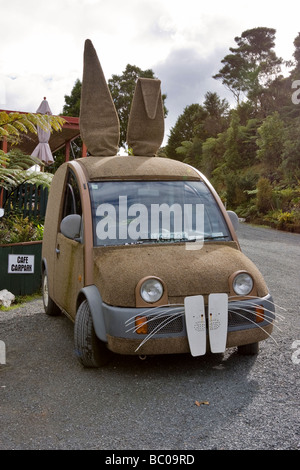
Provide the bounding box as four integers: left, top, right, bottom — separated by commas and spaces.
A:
8, 254, 35, 274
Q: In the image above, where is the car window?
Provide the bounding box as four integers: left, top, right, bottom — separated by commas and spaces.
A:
62, 170, 82, 220
88, 180, 231, 246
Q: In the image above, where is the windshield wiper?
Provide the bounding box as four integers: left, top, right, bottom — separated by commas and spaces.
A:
204, 235, 229, 240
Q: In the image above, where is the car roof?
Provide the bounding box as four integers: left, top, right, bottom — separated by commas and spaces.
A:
76, 155, 203, 181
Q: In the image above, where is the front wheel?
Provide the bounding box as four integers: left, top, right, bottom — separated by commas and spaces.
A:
74, 300, 111, 367
238, 342, 259, 355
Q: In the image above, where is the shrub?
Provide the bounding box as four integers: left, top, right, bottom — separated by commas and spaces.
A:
0, 214, 44, 244
256, 177, 273, 214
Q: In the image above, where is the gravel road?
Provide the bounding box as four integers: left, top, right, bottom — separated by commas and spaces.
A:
0, 223, 299, 451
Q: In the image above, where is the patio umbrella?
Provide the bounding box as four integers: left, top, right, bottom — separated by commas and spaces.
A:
31, 97, 54, 165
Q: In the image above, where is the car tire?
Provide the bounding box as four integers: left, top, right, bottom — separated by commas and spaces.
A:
237, 342, 259, 355
42, 269, 61, 316
74, 300, 111, 367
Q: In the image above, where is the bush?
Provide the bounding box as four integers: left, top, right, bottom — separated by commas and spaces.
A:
256, 177, 273, 214
0, 213, 44, 244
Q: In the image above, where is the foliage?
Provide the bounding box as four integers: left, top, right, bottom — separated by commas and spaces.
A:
163, 26, 300, 232
0, 110, 64, 145
256, 177, 273, 213
0, 109, 59, 204
58, 29, 300, 232
0, 148, 53, 198
108, 64, 168, 148
165, 104, 205, 160
0, 112, 57, 244
256, 112, 285, 177
63, 66, 168, 151
213, 27, 283, 106
0, 213, 44, 244
62, 79, 82, 117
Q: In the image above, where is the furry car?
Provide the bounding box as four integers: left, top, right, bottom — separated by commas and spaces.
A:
41, 40, 275, 367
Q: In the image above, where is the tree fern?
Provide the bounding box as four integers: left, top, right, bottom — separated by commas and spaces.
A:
0, 110, 65, 144
0, 111, 64, 204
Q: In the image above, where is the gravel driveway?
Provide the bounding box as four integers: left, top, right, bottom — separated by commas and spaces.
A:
0, 223, 299, 451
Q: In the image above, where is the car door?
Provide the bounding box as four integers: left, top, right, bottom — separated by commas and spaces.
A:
53, 169, 85, 318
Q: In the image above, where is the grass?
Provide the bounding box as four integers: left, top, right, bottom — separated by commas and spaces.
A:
0, 291, 42, 311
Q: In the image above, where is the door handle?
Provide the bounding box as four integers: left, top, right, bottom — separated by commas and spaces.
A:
56, 246, 60, 255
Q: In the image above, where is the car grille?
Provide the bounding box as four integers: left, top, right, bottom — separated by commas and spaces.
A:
228, 309, 257, 327
147, 314, 184, 334
143, 307, 259, 336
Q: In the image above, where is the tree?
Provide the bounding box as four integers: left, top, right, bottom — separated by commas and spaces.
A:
175, 138, 203, 167
214, 27, 283, 107
292, 32, 300, 73
256, 177, 273, 213
0, 111, 64, 202
213, 52, 248, 104
203, 92, 230, 136
62, 66, 167, 150
165, 104, 207, 160
108, 64, 168, 148
0, 110, 64, 146
223, 111, 243, 170
62, 79, 81, 117
256, 112, 285, 177
201, 133, 226, 179
0, 149, 53, 199
281, 117, 300, 183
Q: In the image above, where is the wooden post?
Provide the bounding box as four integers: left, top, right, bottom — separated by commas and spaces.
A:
65, 140, 70, 162
82, 142, 87, 157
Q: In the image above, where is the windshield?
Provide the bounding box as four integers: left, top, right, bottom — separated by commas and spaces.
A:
88, 181, 231, 246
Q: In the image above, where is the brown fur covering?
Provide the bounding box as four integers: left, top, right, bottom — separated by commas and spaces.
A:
77, 155, 201, 180
127, 78, 164, 157
93, 242, 268, 307
79, 39, 120, 156
42, 163, 67, 299
106, 324, 273, 355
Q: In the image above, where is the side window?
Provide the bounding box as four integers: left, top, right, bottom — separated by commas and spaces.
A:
62, 171, 82, 220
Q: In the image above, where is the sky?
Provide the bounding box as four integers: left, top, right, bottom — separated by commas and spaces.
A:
0, 0, 299, 144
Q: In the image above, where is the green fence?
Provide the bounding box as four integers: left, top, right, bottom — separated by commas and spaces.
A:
2, 183, 48, 220
0, 183, 48, 296
0, 241, 42, 296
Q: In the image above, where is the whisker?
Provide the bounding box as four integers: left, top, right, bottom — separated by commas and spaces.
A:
125, 304, 184, 327
230, 306, 279, 327
236, 301, 284, 320
228, 295, 287, 312
125, 308, 171, 332
228, 309, 278, 344
125, 307, 184, 333
135, 312, 184, 352
249, 305, 284, 321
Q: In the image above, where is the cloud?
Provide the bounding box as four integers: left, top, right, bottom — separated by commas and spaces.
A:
153, 47, 233, 140
1, 0, 299, 144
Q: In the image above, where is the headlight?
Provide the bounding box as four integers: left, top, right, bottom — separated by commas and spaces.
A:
140, 278, 164, 303
232, 272, 253, 296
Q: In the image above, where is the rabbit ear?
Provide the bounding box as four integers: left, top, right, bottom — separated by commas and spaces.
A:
127, 78, 164, 157
80, 39, 120, 156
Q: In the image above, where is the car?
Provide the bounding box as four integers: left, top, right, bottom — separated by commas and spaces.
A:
41, 40, 275, 367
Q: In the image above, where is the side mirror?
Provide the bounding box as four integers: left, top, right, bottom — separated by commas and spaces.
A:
60, 214, 82, 240
227, 210, 239, 231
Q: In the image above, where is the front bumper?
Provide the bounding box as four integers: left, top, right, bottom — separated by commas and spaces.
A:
101, 294, 275, 355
